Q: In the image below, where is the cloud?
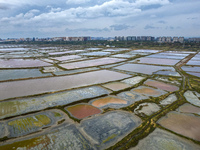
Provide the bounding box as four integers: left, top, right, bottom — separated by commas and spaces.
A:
0, 3, 10, 10
110, 24, 133, 31
1, 0, 200, 38
144, 24, 159, 29
0, 0, 172, 27
158, 20, 166, 24
66, 0, 91, 4
65, 27, 110, 35
187, 17, 198, 20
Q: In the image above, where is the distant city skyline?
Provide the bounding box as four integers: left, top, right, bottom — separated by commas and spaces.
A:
0, 0, 200, 38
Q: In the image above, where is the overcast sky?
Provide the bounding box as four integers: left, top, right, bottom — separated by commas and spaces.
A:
0, 0, 199, 38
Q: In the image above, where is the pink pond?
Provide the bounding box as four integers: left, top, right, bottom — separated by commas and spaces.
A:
132, 87, 162, 96
145, 80, 179, 92
65, 104, 101, 119
0, 59, 51, 68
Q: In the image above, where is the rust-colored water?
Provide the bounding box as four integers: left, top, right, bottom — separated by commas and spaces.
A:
133, 87, 161, 95
92, 97, 127, 107
145, 80, 179, 92
66, 104, 101, 119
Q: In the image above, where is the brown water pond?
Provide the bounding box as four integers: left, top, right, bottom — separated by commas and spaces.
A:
145, 80, 179, 92
91, 97, 127, 108
158, 112, 200, 141
65, 104, 101, 119
102, 82, 131, 91
178, 104, 200, 114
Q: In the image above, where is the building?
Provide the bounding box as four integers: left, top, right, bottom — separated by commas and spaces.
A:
126, 36, 136, 41
115, 36, 126, 41
166, 37, 172, 43
141, 36, 147, 41
147, 36, 155, 41
65, 37, 90, 41
136, 36, 141, 41
161, 37, 166, 43
173, 37, 179, 43
178, 37, 184, 43
188, 38, 200, 42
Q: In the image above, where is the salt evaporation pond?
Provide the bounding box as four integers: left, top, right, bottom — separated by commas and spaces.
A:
91, 96, 127, 108
132, 128, 200, 150
79, 51, 111, 56
147, 54, 186, 60
81, 111, 142, 149
131, 86, 167, 97
158, 112, 200, 141
0, 124, 93, 150
59, 57, 126, 69
65, 104, 102, 119
114, 63, 175, 75
187, 60, 200, 66
154, 70, 181, 77
0, 48, 29, 52
132, 49, 161, 53
51, 55, 82, 61
0, 59, 51, 68
134, 57, 180, 65
178, 103, 200, 114
0, 69, 52, 81
0, 86, 110, 119
182, 66, 200, 72
144, 79, 179, 92
103, 82, 131, 91
0, 70, 130, 100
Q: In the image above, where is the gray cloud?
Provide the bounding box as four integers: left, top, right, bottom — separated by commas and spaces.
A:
110, 24, 133, 31
65, 27, 110, 33
0, 3, 10, 10
187, 17, 198, 20
158, 20, 166, 24
144, 25, 159, 30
